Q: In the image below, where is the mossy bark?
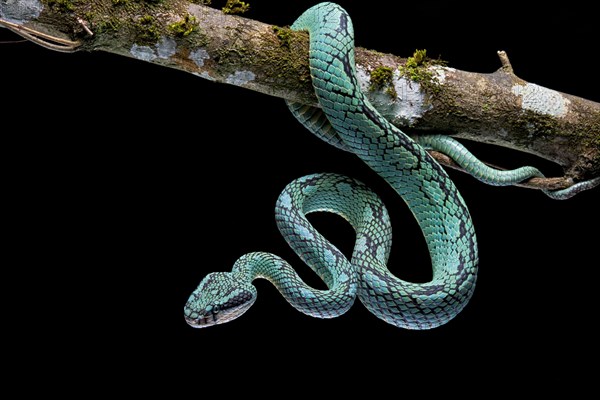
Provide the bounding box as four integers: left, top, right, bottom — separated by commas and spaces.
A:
3, 0, 599, 181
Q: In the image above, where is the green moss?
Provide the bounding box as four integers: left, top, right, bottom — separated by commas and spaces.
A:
512, 109, 560, 146
169, 14, 198, 37
272, 26, 292, 48
71, 0, 204, 52
222, 0, 250, 15
97, 17, 122, 33
43, 0, 77, 12
385, 87, 397, 98
370, 66, 394, 87
590, 111, 600, 147
221, 26, 310, 96
114, 0, 163, 6
136, 14, 160, 44
406, 49, 427, 67
398, 49, 447, 95
369, 66, 397, 98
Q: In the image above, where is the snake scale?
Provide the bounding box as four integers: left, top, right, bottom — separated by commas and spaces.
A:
185, 2, 599, 330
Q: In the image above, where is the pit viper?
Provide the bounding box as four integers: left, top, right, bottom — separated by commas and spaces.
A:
185, 2, 599, 330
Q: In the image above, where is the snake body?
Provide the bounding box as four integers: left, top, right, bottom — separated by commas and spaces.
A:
185, 2, 477, 330
184, 2, 596, 329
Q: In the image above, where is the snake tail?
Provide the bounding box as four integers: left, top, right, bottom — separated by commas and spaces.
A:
416, 134, 600, 200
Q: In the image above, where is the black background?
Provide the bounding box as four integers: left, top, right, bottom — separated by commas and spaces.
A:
3, 0, 598, 384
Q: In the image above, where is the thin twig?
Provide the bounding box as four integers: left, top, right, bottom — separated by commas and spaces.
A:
0, 18, 81, 53
77, 17, 93, 37
497, 50, 514, 74
0, 39, 27, 44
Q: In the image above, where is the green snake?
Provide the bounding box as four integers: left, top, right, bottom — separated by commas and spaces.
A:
184, 2, 599, 330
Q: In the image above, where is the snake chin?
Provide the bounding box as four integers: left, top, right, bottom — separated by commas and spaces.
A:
184, 272, 257, 328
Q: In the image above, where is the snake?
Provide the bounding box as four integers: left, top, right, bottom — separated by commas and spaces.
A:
184, 2, 599, 330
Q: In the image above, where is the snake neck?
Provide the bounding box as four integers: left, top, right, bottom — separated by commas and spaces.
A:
231, 248, 356, 320
231, 251, 318, 290
231, 252, 284, 283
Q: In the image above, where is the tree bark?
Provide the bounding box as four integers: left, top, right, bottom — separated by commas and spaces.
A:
2, 0, 599, 186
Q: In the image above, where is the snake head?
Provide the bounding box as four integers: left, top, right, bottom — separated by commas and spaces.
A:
184, 271, 257, 328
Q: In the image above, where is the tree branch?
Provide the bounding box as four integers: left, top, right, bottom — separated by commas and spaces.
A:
1, 0, 598, 184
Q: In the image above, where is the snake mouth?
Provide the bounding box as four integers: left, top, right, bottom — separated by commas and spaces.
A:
184, 312, 217, 328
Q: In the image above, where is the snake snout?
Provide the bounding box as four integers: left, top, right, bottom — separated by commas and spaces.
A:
184, 298, 222, 328
184, 312, 212, 328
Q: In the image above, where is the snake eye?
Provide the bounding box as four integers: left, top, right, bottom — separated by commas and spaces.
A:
213, 304, 220, 314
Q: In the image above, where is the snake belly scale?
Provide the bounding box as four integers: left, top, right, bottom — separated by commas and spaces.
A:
184, 2, 478, 330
